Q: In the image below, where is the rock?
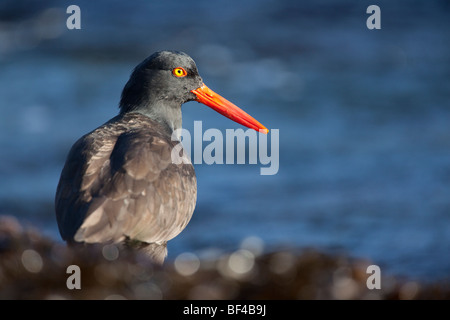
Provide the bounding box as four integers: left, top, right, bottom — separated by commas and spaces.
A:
0, 215, 448, 300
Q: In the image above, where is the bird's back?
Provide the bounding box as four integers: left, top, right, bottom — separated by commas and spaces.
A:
55, 112, 196, 248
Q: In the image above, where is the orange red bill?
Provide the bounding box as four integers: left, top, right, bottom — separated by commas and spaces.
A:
191, 84, 268, 134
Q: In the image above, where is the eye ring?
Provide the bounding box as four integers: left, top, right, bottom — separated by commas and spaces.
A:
172, 67, 187, 78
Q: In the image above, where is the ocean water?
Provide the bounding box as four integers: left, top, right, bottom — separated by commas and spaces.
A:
0, 0, 449, 281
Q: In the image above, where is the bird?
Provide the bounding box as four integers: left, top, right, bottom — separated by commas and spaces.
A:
55, 51, 268, 264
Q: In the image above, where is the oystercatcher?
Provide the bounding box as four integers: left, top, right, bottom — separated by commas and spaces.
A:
55, 51, 267, 263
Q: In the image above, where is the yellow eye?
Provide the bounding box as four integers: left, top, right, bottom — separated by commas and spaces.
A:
172, 67, 187, 77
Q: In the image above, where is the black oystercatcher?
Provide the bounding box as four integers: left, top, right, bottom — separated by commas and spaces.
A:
55, 51, 267, 263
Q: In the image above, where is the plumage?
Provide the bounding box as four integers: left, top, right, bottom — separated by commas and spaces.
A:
55, 50, 267, 264
55, 113, 196, 251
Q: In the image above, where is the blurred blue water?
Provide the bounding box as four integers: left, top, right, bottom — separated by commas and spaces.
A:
0, 0, 449, 281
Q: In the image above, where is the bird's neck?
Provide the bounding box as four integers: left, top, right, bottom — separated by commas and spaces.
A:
122, 101, 182, 137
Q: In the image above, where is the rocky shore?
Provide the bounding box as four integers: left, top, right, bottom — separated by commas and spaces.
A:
0, 215, 448, 300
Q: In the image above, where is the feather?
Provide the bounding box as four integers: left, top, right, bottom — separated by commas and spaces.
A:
55, 113, 197, 249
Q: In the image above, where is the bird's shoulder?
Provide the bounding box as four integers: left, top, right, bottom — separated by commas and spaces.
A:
63, 112, 184, 182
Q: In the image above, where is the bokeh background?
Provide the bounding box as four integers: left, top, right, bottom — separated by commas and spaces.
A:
0, 0, 449, 281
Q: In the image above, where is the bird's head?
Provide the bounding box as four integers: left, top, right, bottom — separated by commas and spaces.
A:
120, 50, 267, 134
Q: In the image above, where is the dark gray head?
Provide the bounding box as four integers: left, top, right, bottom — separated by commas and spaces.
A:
119, 50, 268, 136
119, 51, 203, 133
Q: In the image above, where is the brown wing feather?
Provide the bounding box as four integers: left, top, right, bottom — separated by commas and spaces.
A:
55, 113, 196, 244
